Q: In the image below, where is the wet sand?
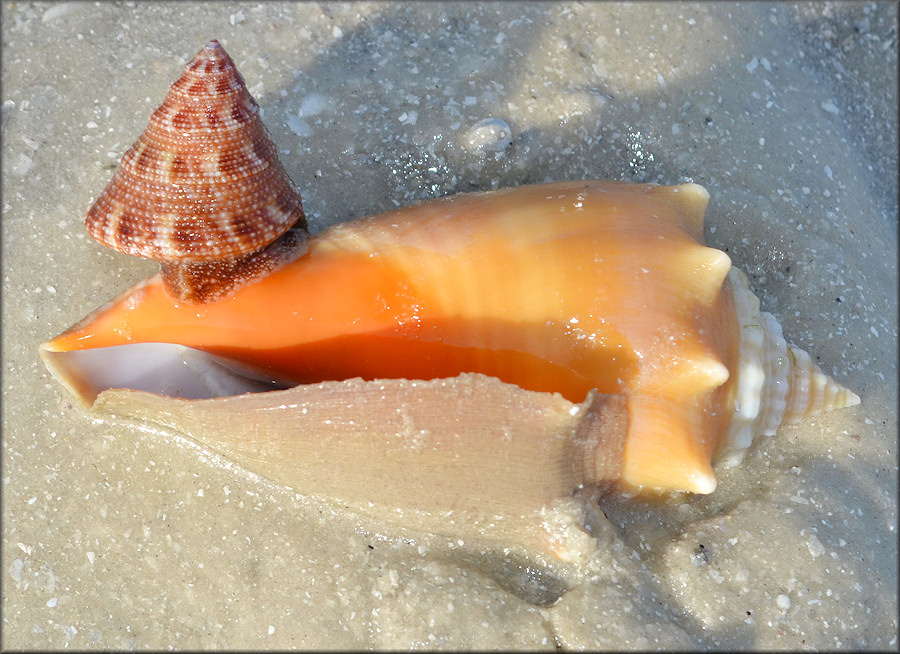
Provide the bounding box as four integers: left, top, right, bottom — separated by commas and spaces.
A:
3, 2, 897, 649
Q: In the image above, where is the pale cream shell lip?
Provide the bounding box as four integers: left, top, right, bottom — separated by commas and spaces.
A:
39, 343, 286, 405
86, 369, 631, 568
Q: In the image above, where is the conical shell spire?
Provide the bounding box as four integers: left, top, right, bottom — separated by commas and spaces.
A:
781, 343, 862, 422
84, 39, 307, 303
718, 268, 861, 466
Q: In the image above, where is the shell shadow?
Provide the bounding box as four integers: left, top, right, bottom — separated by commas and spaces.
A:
593, 423, 895, 648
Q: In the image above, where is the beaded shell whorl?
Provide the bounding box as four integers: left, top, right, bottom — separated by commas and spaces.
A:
84, 40, 306, 303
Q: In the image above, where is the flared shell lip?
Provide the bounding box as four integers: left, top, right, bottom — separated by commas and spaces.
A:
39, 340, 297, 408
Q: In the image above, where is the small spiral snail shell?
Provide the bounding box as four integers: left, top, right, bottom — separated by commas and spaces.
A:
84, 40, 307, 303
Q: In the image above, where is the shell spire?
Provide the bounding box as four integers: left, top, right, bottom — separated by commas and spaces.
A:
718, 268, 861, 466
84, 39, 307, 303
782, 343, 861, 421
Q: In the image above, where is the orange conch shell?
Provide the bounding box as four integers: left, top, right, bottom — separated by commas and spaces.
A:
84, 40, 307, 302
41, 180, 860, 495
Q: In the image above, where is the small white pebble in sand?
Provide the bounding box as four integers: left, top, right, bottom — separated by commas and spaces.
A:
746, 57, 759, 72
286, 115, 312, 138
824, 165, 834, 180
807, 534, 826, 558
47, 597, 57, 608
268, 625, 275, 635
822, 100, 840, 115
298, 93, 332, 118
463, 117, 512, 153
776, 594, 791, 610
398, 110, 417, 125
9, 558, 24, 581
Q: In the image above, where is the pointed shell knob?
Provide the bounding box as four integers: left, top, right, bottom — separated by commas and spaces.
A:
84, 40, 307, 303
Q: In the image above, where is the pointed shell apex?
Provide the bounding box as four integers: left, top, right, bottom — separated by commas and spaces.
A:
83, 40, 305, 264
718, 268, 860, 465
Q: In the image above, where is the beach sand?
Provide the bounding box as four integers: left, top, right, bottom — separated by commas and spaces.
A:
3, 2, 897, 648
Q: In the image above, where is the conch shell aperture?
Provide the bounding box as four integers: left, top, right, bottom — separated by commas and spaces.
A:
41, 42, 859, 530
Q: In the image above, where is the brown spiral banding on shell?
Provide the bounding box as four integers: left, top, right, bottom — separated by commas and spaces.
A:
84, 40, 307, 303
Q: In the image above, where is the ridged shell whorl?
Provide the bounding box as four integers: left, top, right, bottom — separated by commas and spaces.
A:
718, 268, 861, 466
84, 40, 307, 303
